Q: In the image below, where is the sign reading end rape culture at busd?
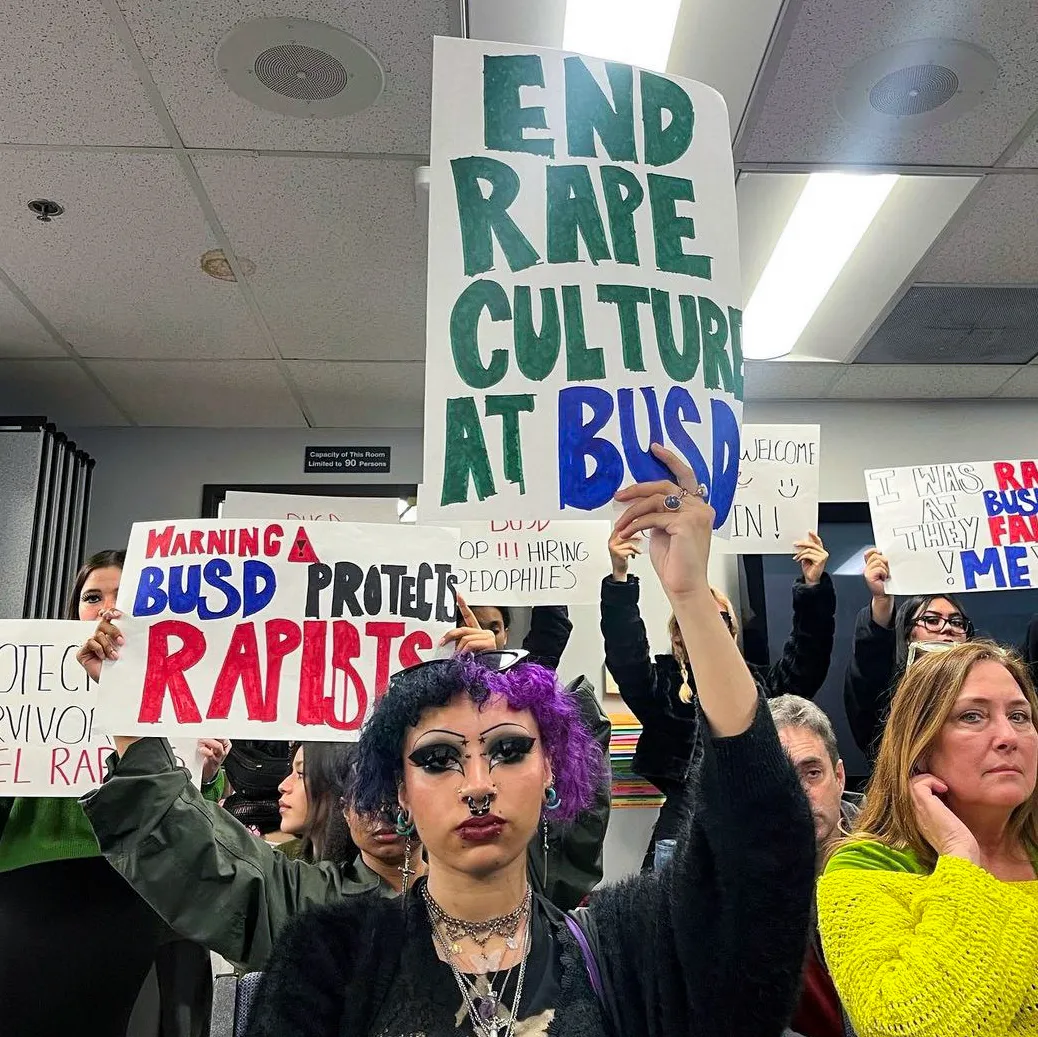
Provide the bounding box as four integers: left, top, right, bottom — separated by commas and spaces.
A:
421, 38, 743, 527
866, 458, 1038, 596
95, 520, 459, 740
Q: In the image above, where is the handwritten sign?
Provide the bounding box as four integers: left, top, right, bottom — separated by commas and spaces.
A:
95, 520, 459, 740
454, 520, 611, 605
721, 425, 820, 554
221, 491, 400, 524
420, 38, 743, 526
0, 620, 203, 795
866, 459, 1038, 595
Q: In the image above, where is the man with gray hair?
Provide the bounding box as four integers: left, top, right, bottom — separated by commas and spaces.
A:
769, 695, 860, 1037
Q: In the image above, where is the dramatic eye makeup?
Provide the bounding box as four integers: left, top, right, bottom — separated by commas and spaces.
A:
408, 743, 465, 774
484, 735, 536, 769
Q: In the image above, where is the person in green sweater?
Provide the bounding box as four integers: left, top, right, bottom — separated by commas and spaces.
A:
0, 549, 231, 1037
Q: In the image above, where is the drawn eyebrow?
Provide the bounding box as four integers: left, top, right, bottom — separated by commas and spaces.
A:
412, 728, 467, 748
479, 722, 532, 741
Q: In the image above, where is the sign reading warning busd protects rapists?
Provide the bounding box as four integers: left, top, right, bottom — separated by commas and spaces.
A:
420, 38, 744, 528
94, 520, 459, 740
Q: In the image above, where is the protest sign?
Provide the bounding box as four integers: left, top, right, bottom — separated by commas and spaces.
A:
0, 620, 204, 795
421, 37, 743, 527
94, 520, 459, 740
866, 459, 1038, 595
721, 425, 820, 554
453, 519, 611, 605
221, 490, 400, 524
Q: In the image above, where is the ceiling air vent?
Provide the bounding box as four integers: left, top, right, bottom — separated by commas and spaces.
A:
217, 17, 384, 119
837, 39, 998, 134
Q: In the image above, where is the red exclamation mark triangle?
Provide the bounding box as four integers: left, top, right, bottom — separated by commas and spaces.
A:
287, 525, 320, 563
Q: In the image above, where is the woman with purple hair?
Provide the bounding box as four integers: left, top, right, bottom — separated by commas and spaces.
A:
245, 446, 817, 1037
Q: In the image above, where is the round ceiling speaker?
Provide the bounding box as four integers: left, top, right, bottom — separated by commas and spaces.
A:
217, 17, 384, 119
836, 39, 998, 134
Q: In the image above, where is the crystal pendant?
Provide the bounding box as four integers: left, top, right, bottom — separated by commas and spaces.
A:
505, 936, 518, 950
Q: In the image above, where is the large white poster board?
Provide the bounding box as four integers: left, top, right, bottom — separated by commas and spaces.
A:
866, 459, 1038, 595
453, 520, 611, 605
221, 491, 400, 524
0, 620, 203, 795
421, 37, 743, 527
95, 520, 459, 740
722, 425, 820, 554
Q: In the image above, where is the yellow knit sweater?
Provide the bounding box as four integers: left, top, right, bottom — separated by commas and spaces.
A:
818, 841, 1038, 1037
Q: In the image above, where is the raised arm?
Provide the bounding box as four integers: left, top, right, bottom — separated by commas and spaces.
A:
844, 602, 898, 757
581, 445, 815, 1037
81, 737, 381, 970
522, 605, 572, 670
765, 532, 836, 699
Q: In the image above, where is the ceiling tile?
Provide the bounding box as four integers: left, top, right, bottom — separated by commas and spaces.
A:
121, 0, 450, 152
1007, 132, 1038, 167
90, 359, 306, 426
0, 151, 270, 360
195, 155, 426, 361
0, 359, 129, 425
997, 366, 1038, 398
916, 175, 1038, 283
0, 283, 66, 358
0, 0, 165, 146
742, 0, 1038, 165
290, 360, 424, 426
743, 361, 844, 399
827, 363, 1018, 399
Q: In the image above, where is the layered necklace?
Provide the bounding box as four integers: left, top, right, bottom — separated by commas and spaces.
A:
422, 885, 532, 1037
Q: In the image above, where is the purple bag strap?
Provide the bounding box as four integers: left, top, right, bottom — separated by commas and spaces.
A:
564, 914, 603, 1002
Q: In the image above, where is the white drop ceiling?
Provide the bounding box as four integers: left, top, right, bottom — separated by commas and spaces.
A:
0, 0, 1035, 428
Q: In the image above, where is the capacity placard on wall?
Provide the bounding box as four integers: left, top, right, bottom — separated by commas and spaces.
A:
866, 459, 1038, 595
95, 520, 459, 740
453, 520, 611, 605
0, 620, 203, 795
722, 425, 820, 554
421, 37, 743, 527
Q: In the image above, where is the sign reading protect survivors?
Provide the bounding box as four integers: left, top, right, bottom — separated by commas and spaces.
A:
866, 459, 1038, 595
421, 38, 743, 526
95, 520, 459, 740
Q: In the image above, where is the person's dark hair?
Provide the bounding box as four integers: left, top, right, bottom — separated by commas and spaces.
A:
351, 656, 605, 824
893, 593, 974, 668
497, 606, 512, 631
64, 549, 126, 621
295, 742, 357, 864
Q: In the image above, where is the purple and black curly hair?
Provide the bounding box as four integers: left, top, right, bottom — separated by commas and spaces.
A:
350, 655, 605, 824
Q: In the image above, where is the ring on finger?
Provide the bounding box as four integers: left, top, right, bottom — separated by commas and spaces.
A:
663, 487, 690, 511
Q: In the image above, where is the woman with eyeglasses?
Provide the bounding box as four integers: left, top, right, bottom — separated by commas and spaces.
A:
602, 525, 835, 869
844, 548, 977, 761
244, 445, 816, 1037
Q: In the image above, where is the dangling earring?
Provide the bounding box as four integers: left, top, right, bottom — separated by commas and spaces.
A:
542, 819, 549, 887
399, 837, 416, 894
395, 808, 416, 837
544, 786, 561, 811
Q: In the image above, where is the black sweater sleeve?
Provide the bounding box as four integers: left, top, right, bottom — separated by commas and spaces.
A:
599, 576, 661, 724
522, 605, 572, 671
844, 603, 898, 757
763, 573, 837, 699
582, 697, 815, 1037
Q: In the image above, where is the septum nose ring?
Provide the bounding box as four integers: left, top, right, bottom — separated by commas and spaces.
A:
465, 794, 494, 817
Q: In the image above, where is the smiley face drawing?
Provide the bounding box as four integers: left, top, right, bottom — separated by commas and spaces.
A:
778, 477, 800, 499
737, 473, 753, 490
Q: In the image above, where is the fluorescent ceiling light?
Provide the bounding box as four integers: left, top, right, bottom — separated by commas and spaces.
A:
563, 0, 681, 71
742, 172, 899, 360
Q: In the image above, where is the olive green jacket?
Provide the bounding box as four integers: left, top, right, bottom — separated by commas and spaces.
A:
81, 676, 611, 972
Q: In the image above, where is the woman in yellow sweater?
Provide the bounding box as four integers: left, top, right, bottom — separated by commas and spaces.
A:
818, 640, 1038, 1037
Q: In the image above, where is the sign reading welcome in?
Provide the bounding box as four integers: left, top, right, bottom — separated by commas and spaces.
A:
421, 38, 743, 526
866, 458, 1038, 595
96, 520, 459, 740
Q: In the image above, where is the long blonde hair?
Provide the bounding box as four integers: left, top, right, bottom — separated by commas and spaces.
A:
670, 587, 738, 703
832, 640, 1038, 870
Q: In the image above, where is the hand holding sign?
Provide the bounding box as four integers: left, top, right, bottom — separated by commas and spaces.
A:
199, 738, 232, 784
608, 531, 642, 581
440, 595, 498, 655
793, 532, 829, 587
863, 548, 895, 627
614, 444, 713, 603
78, 609, 124, 681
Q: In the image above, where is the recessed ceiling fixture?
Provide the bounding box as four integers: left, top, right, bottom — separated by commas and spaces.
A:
837, 39, 999, 133
200, 248, 256, 282
742, 173, 899, 360
216, 17, 384, 119
28, 199, 64, 222
563, 0, 681, 71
